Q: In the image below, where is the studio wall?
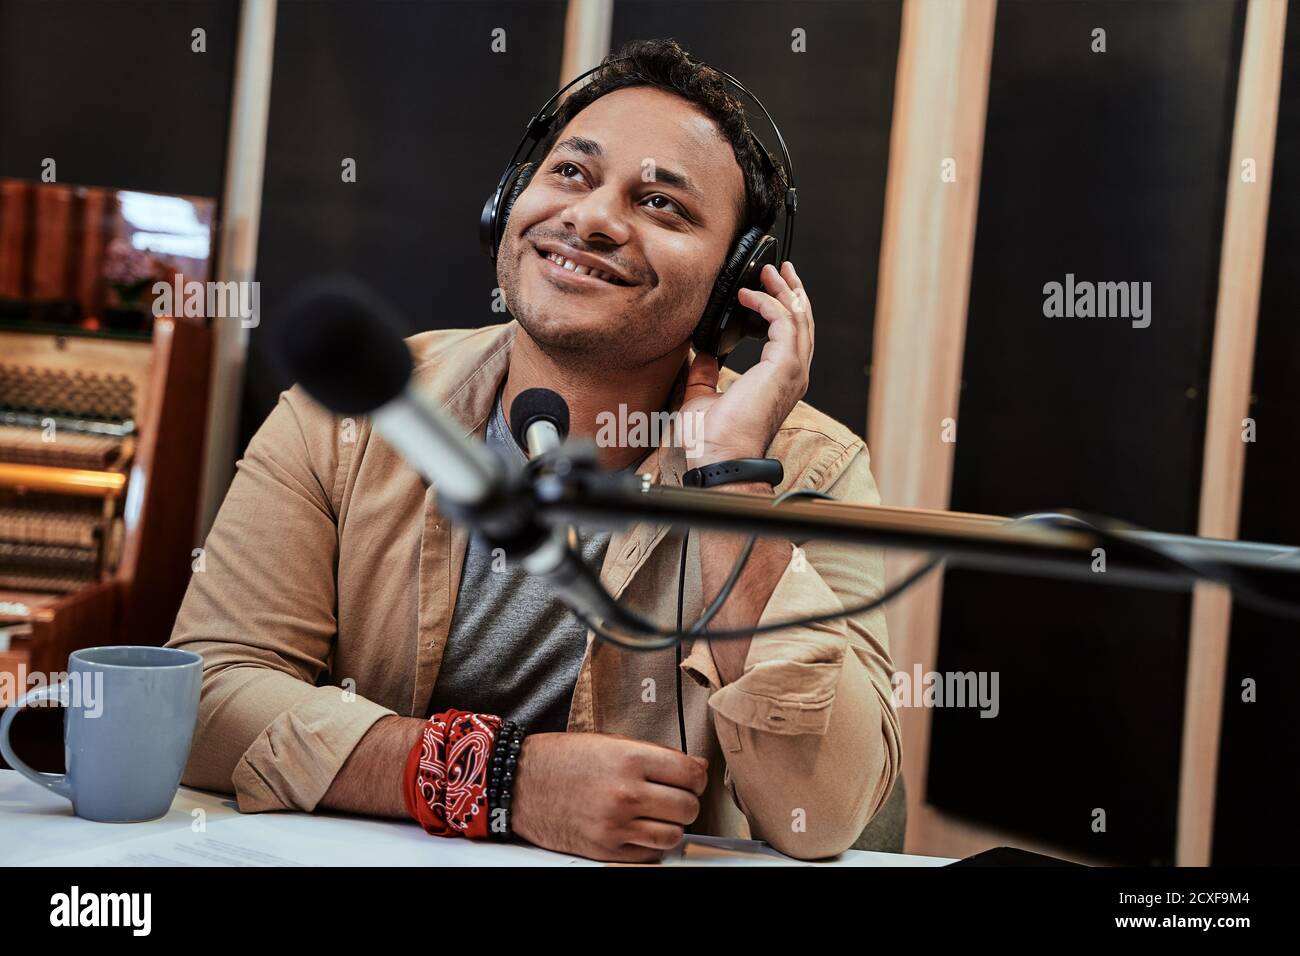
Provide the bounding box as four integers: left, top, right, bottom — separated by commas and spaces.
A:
242, 0, 568, 450
926, 0, 1246, 865
0, 0, 237, 198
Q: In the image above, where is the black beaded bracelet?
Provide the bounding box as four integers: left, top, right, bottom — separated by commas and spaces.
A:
487, 719, 526, 841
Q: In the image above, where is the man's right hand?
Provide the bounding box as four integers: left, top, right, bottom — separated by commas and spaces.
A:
510, 732, 709, 863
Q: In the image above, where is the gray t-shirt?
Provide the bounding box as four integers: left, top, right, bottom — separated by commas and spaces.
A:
426, 390, 646, 732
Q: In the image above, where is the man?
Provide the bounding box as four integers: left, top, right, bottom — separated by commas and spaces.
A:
168, 38, 900, 863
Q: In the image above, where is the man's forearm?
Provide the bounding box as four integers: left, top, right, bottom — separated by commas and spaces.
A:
697, 481, 792, 685
320, 714, 426, 818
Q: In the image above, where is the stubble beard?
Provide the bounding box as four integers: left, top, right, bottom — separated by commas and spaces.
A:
497, 236, 702, 374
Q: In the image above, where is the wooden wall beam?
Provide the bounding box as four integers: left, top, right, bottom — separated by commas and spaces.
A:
1179, 0, 1288, 867
867, 0, 998, 858
197, 0, 278, 539
560, 0, 613, 86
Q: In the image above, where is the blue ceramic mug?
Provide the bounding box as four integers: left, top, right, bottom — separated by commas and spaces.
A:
0, 645, 202, 822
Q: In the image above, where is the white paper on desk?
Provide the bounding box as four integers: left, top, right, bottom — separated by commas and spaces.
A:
34, 811, 593, 867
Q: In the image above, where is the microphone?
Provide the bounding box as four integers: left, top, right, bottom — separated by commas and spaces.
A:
509, 388, 569, 458
273, 276, 514, 529
268, 278, 867, 650
272, 276, 629, 627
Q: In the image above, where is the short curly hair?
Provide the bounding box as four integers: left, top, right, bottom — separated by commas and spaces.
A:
536, 38, 789, 247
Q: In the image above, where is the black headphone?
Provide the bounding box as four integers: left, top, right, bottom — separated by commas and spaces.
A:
480, 54, 797, 363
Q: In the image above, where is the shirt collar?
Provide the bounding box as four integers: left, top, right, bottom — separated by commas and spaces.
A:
409, 319, 695, 489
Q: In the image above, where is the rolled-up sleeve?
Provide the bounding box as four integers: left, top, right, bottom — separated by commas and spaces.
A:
680, 442, 901, 859
167, 388, 395, 813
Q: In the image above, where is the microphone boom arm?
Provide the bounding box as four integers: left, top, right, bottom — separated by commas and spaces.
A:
529, 445, 1300, 598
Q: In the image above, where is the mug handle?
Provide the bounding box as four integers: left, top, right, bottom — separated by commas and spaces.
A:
0, 682, 72, 800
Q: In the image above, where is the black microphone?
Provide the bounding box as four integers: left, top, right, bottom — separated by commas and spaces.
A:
509, 388, 570, 458
272, 275, 631, 628
273, 275, 506, 508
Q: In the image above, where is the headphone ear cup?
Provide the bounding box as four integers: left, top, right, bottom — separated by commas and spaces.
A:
693, 228, 777, 359
481, 162, 536, 260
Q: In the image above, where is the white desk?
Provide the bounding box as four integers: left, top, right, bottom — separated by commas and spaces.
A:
0, 770, 953, 867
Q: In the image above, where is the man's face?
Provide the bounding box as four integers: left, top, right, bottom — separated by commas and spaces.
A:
495, 86, 746, 369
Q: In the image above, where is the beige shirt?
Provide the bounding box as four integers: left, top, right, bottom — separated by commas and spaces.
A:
167, 320, 900, 859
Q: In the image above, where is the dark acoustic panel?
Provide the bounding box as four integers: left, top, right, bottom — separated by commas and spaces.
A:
0, 0, 238, 198
927, 0, 1244, 864
610, 0, 901, 437
242, 0, 567, 449
1213, 4, 1300, 866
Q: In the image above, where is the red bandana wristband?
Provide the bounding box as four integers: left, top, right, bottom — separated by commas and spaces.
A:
403, 709, 503, 839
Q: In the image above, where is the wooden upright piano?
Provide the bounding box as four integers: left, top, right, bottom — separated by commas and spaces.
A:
0, 179, 214, 768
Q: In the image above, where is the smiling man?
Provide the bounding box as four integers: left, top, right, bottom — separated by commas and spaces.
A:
168, 38, 901, 863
